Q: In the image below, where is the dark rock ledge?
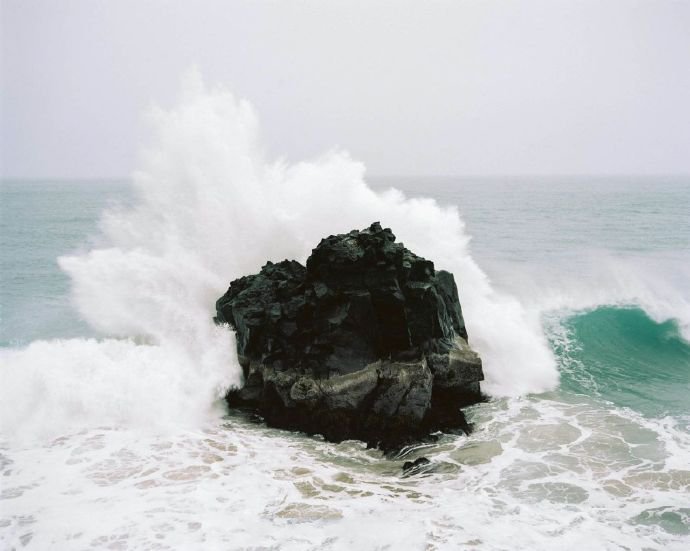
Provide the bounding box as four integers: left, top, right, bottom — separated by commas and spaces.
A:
215, 222, 484, 451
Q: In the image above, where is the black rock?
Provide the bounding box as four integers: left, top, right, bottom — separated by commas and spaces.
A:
216, 222, 484, 450
402, 457, 431, 475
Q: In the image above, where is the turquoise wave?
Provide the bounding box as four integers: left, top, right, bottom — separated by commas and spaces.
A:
555, 306, 690, 417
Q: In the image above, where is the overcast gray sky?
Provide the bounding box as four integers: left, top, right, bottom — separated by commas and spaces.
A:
2, 0, 689, 179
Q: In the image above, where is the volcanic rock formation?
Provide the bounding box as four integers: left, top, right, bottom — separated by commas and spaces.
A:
215, 222, 483, 450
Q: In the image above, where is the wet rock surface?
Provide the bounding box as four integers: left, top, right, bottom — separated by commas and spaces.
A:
402, 457, 432, 476
216, 222, 484, 450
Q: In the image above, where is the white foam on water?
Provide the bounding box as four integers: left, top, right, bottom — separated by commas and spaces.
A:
0, 335, 235, 443
2, 398, 688, 550
0, 71, 558, 444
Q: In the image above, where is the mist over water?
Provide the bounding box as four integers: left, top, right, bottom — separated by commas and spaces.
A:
1, 74, 689, 549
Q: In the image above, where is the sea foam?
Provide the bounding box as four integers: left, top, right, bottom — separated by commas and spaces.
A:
0, 71, 558, 441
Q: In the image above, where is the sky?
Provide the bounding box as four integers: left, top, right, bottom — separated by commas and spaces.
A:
2, 0, 689, 179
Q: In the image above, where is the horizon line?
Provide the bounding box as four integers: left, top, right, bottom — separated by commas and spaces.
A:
3, 173, 690, 183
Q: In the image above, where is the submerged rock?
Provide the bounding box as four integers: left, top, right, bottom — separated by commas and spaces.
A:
402, 457, 432, 476
215, 222, 484, 450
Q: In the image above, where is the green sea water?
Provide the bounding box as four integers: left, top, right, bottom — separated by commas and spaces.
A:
560, 305, 690, 417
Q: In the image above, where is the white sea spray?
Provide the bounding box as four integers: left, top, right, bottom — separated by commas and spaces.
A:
1, 72, 557, 442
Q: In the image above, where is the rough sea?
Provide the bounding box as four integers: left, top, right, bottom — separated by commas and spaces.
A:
1, 81, 689, 550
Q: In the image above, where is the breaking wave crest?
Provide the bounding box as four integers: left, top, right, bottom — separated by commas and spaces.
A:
555, 305, 690, 417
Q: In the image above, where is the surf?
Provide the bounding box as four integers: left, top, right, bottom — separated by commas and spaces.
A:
555, 305, 690, 417
1, 71, 558, 442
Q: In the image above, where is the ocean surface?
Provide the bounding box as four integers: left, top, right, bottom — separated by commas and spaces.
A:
1, 86, 689, 550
